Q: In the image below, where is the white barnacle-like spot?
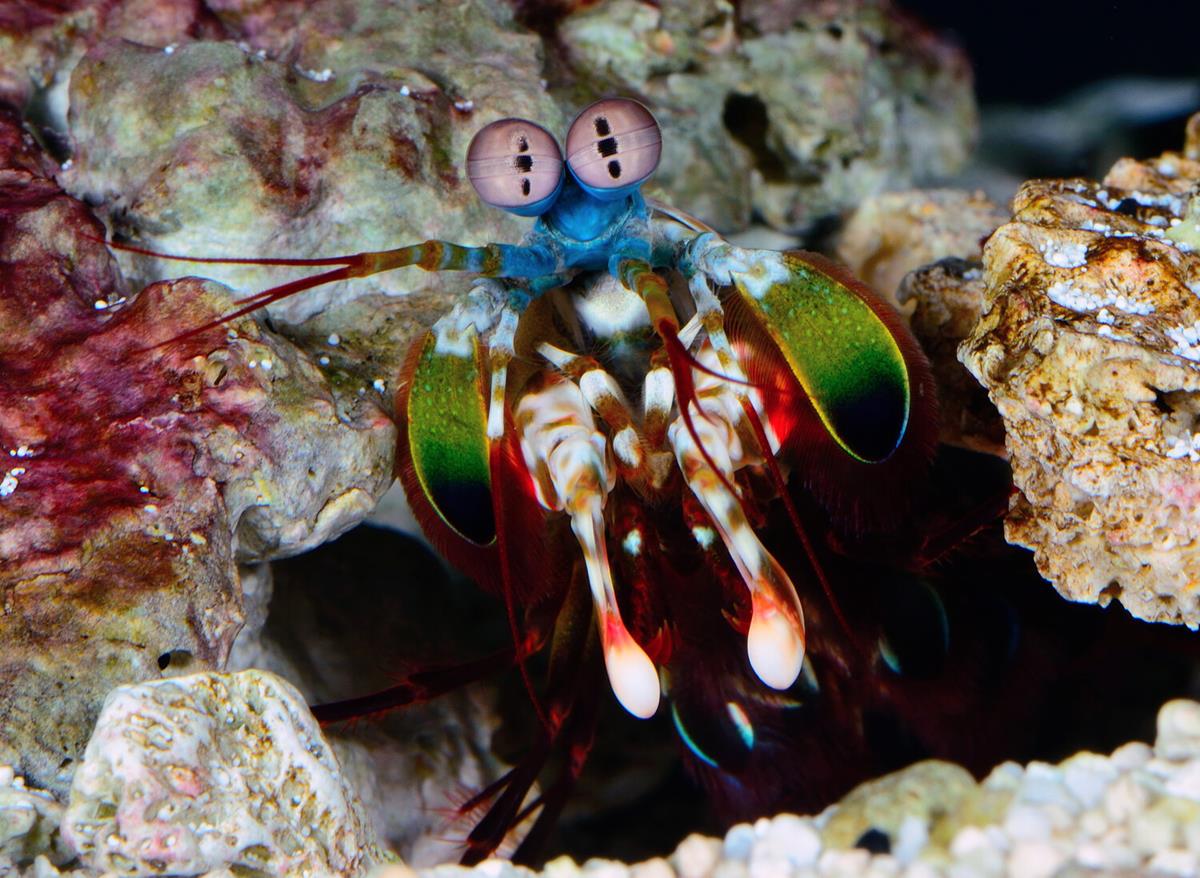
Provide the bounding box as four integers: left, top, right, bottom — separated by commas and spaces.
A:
1040, 240, 1088, 269
296, 66, 334, 82
1046, 281, 1098, 312
692, 525, 716, 550
1046, 280, 1154, 317
0, 469, 20, 498
1166, 320, 1200, 361
1164, 432, 1200, 462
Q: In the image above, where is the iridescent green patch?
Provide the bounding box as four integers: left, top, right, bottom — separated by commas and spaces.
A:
733, 252, 910, 463
406, 332, 495, 545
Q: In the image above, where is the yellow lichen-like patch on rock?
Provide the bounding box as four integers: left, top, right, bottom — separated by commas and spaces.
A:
960, 112, 1200, 626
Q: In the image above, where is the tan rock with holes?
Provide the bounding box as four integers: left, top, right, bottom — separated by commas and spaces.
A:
960, 113, 1200, 626
61, 670, 384, 877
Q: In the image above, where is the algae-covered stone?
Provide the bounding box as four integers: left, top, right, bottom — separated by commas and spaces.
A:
64, 1, 559, 328
0, 106, 394, 797
820, 760, 978, 852
57, 0, 977, 343
558, 0, 977, 233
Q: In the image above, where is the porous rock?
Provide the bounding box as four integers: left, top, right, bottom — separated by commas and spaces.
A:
836, 189, 1006, 311
558, 0, 977, 233
50, 0, 977, 340
0, 106, 394, 795
0, 0, 219, 131
61, 669, 383, 877
959, 112, 1200, 626
899, 258, 1008, 455
0, 765, 70, 874
63, 2, 559, 327
227, 529, 515, 866
837, 190, 1009, 452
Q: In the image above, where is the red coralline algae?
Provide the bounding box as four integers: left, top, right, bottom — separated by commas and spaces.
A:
0, 106, 394, 794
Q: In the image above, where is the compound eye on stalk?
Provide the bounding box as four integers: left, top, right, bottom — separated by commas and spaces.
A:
467, 118, 564, 216
565, 98, 661, 200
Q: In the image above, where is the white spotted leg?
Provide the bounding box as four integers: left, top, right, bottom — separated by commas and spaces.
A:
514, 378, 661, 718
667, 346, 806, 691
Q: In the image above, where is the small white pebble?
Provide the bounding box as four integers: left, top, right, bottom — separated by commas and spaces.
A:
892, 815, 928, 866
455, 99, 475, 111
630, 858, 674, 878
1062, 753, 1119, 809
0, 471, 18, 498
816, 848, 870, 876
584, 860, 630, 878
1130, 805, 1179, 854
674, 835, 722, 878
745, 859, 785, 878
901, 865, 939, 878
723, 824, 755, 861
755, 815, 820, 868
1004, 805, 1052, 841
1156, 700, 1200, 760
1007, 841, 1067, 878
163, 43, 177, 55
400, 85, 411, 96
1165, 761, 1200, 801
319, 355, 330, 366
1104, 775, 1150, 822
327, 333, 341, 346
297, 66, 334, 82
373, 378, 386, 392
1147, 848, 1199, 876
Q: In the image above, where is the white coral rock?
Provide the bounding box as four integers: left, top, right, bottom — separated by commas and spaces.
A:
61, 670, 382, 877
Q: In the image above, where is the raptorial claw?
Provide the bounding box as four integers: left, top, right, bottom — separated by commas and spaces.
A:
516, 378, 662, 719
667, 363, 807, 692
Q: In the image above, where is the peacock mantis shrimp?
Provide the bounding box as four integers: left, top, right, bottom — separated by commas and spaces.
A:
111, 97, 938, 861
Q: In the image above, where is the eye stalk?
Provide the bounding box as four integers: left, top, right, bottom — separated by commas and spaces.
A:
467, 118, 564, 217
565, 98, 662, 201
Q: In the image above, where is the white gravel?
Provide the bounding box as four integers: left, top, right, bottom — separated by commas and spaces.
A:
384, 699, 1200, 878
11, 700, 1200, 876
